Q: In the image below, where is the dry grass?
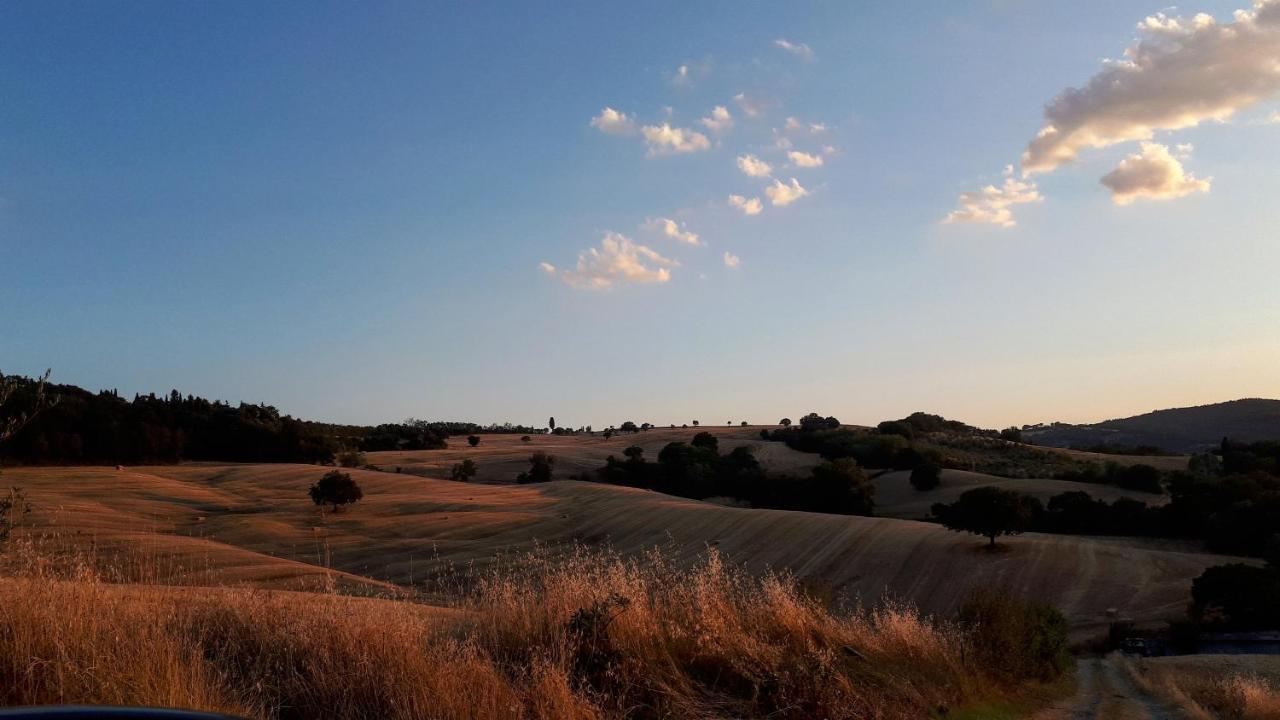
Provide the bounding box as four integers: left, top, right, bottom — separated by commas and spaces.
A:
0, 539, 1040, 720
1124, 655, 1280, 719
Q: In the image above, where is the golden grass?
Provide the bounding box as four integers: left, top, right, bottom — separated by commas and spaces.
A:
0, 539, 1039, 719
1124, 655, 1280, 719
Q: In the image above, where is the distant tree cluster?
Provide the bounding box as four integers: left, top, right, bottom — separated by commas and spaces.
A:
595, 434, 874, 516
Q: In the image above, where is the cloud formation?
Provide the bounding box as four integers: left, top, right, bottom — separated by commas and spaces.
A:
542, 232, 678, 290
774, 38, 815, 61
736, 153, 772, 178
944, 167, 1042, 227
723, 251, 740, 268
1021, 2, 1280, 173
700, 105, 734, 133
787, 150, 824, 168
1099, 142, 1211, 205
734, 93, 766, 118
589, 107, 637, 135
765, 177, 809, 207
728, 194, 763, 216
646, 217, 701, 245
641, 123, 711, 155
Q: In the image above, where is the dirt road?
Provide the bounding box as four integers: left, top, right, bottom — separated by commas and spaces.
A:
1032, 655, 1188, 719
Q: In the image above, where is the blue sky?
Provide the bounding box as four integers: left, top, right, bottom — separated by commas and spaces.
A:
3, 1, 1279, 429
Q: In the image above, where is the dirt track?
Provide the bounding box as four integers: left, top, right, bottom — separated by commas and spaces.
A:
1034, 655, 1186, 720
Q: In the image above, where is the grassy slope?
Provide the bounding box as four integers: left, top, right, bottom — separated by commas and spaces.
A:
5, 460, 1243, 636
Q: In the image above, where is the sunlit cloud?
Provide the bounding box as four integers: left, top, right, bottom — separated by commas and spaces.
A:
784, 116, 826, 134
542, 232, 679, 290
944, 166, 1042, 228
728, 194, 763, 216
1021, 2, 1280, 173
645, 216, 701, 245
673, 64, 691, 86
700, 105, 734, 133
734, 92, 767, 118
723, 251, 741, 268
765, 177, 809, 207
787, 150, 824, 168
589, 107, 637, 135
773, 38, 815, 61
640, 123, 711, 155
736, 153, 772, 178
1100, 142, 1211, 205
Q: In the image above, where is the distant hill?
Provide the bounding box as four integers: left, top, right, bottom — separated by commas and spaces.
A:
1023, 399, 1280, 454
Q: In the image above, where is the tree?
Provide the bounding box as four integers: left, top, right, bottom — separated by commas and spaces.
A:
779, 418, 791, 427
309, 470, 363, 512
602, 428, 614, 440
0, 369, 58, 444
933, 487, 1041, 547
619, 421, 639, 433
810, 458, 875, 516
690, 432, 718, 452
740, 421, 748, 427
450, 459, 477, 482
999, 427, 1023, 443
549, 416, 556, 433
517, 452, 555, 484
623, 445, 644, 464
910, 462, 942, 491
467, 435, 480, 447
692, 420, 699, 427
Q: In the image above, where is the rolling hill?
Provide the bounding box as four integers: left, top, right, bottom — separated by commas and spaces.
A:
4, 461, 1244, 637
1024, 398, 1280, 453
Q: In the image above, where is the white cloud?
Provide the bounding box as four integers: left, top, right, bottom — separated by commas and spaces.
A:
723, 251, 741, 268
589, 107, 637, 135
773, 135, 793, 150
734, 92, 766, 118
645, 217, 701, 245
736, 153, 773, 178
543, 232, 679, 290
787, 150, 824, 168
728, 194, 763, 216
765, 177, 809, 207
700, 105, 734, 133
1099, 142, 1211, 205
1021, 2, 1280, 173
673, 64, 691, 86
640, 123, 711, 155
944, 167, 1042, 227
808, 122, 827, 133
773, 38, 815, 61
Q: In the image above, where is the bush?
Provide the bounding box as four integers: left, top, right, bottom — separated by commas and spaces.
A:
308, 471, 363, 512
450, 459, 477, 482
520, 435, 531, 443
1191, 564, 1280, 630
467, 435, 480, 447
809, 458, 875, 516
958, 587, 1070, 681
337, 450, 366, 468
909, 462, 941, 491
690, 432, 718, 451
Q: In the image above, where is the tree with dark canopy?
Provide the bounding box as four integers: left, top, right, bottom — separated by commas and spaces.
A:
779, 418, 791, 427
450, 459, 477, 482
690, 432, 718, 452
517, 452, 555, 484
933, 486, 1042, 548
309, 470, 363, 512
910, 461, 942, 491
467, 435, 480, 447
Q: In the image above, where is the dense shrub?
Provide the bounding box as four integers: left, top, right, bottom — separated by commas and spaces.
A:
909, 462, 941, 491
958, 587, 1070, 681
516, 452, 555, 484
450, 459, 477, 482
467, 435, 481, 447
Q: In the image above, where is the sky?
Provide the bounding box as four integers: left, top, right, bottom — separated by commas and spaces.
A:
3, 1, 1279, 430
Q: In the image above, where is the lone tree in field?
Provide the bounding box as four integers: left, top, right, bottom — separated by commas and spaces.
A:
779, 418, 791, 427
932, 486, 1041, 548
309, 470, 363, 512
910, 461, 942, 491
619, 421, 639, 433
450, 459, 477, 482
467, 434, 480, 447
516, 452, 555, 484
548, 416, 556, 433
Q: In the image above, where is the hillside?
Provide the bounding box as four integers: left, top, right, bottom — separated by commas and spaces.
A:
4, 462, 1245, 635
1024, 398, 1280, 453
